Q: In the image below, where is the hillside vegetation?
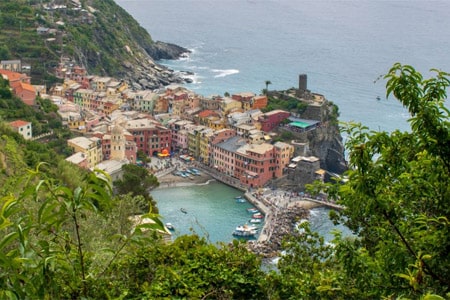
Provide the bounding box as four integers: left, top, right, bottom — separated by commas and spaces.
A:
0, 64, 449, 298
0, 0, 187, 87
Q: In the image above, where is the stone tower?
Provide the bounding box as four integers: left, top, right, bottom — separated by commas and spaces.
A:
110, 124, 126, 160
296, 74, 312, 99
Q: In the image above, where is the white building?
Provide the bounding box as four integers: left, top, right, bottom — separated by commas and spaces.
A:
9, 120, 32, 140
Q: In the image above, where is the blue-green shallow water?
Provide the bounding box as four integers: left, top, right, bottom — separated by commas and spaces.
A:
152, 181, 348, 244
151, 181, 260, 244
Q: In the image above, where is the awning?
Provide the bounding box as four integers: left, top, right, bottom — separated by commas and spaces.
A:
289, 121, 310, 128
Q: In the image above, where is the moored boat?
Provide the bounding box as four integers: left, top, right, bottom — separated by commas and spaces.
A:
232, 224, 258, 237
249, 218, 262, 224
247, 208, 259, 213
252, 212, 264, 219
165, 223, 175, 230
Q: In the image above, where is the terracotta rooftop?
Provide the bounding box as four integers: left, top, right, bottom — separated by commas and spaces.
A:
9, 120, 31, 127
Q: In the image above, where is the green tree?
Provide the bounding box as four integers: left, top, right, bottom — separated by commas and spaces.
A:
114, 164, 159, 213
265, 80, 272, 89
104, 235, 265, 299
137, 149, 151, 164
273, 64, 450, 299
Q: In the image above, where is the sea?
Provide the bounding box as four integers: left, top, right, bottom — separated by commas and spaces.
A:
117, 0, 450, 242
116, 0, 450, 133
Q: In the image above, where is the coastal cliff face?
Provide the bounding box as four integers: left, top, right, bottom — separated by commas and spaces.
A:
274, 101, 347, 191
0, 0, 189, 89
307, 123, 347, 174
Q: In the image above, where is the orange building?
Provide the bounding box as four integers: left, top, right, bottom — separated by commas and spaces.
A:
0, 70, 36, 105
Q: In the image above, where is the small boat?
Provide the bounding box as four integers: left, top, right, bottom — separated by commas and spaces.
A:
249, 218, 262, 224
247, 208, 259, 213
235, 195, 244, 199
236, 198, 246, 203
180, 208, 187, 214
165, 223, 175, 230
190, 168, 200, 175
252, 213, 264, 219
232, 224, 258, 237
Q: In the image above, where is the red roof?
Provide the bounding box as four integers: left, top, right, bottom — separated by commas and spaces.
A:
0, 70, 28, 83
198, 110, 216, 118
9, 120, 31, 128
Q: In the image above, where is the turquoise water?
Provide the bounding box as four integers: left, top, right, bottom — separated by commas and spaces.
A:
152, 181, 346, 243
151, 181, 260, 244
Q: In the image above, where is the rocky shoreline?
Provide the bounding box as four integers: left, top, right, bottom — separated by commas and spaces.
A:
246, 205, 308, 258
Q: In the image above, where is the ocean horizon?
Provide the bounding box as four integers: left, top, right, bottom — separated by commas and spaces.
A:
116, 0, 450, 133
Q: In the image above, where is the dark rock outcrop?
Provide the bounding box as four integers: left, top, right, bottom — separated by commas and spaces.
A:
145, 41, 190, 60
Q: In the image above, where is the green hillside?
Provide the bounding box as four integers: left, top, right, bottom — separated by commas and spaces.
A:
0, 0, 186, 86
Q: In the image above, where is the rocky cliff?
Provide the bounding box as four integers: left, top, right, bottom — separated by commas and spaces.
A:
272, 100, 347, 191
0, 0, 189, 89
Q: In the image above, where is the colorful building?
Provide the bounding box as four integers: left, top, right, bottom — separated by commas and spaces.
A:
125, 118, 171, 157
67, 136, 103, 168
212, 135, 247, 177
258, 110, 290, 132
0, 70, 36, 105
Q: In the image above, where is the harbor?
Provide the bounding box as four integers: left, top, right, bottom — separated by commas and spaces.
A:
152, 157, 344, 256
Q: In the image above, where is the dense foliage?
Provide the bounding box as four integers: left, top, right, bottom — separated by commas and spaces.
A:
1, 64, 449, 299
301, 64, 450, 298
262, 94, 308, 114
114, 164, 160, 213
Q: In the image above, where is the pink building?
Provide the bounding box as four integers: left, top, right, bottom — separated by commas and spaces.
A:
125, 119, 172, 156
213, 136, 294, 188
273, 141, 294, 177
168, 120, 193, 152
234, 143, 276, 188
212, 135, 247, 177
258, 110, 290, 132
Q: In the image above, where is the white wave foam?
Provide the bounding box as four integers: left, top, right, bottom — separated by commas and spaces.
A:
212, 69, 240, 78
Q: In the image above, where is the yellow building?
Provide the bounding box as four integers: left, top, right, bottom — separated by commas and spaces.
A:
199, 129, 214, 164
220, 97, 242, 115
67, 136, 103, 168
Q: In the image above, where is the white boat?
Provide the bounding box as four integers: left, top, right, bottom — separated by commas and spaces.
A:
165, 223, 175, 230
232, 224, 258, 237
249, 218, 262, 224
252, 212, 264, 219
247, 208, 259, 213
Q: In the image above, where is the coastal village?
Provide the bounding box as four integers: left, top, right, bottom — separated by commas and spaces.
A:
1, 59, 346, 256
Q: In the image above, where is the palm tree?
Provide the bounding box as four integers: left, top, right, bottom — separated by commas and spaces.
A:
265, 80, 272, 91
